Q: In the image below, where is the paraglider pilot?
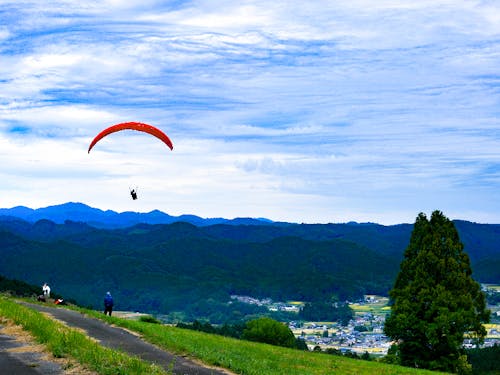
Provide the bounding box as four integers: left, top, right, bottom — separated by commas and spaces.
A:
130, 189, 138, 200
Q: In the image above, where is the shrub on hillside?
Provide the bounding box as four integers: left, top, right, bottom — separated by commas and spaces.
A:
242, 317, 296, 348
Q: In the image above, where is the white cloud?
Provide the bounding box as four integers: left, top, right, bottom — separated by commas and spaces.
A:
0, 0, 499, 223
0, 105, 117, 133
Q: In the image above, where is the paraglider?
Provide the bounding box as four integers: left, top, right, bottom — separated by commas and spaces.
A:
87, 122, 173, 153
88, 122, 173, 200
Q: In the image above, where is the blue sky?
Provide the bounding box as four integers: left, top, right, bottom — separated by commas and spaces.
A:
0, 1, 499, 224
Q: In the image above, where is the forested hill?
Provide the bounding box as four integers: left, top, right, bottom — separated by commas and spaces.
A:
0, 212, 498, 321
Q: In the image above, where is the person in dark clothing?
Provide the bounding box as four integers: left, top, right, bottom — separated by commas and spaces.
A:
104, 292, 114, 316
130, 188, 138, 200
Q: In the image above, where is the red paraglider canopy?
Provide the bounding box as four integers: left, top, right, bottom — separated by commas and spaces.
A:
88, 122, 173, 153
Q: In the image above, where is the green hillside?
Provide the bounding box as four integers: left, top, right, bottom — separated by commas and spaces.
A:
0, 223, 399, 319
0, 217, 498, 321
0, 295, 447, 375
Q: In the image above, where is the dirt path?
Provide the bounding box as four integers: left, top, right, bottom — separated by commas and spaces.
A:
0, 323, 62, 374
23, 303, 233, 375
0, 320, 80, 375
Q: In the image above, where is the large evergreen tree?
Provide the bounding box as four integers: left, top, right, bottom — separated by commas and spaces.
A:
384, 211, 489, 373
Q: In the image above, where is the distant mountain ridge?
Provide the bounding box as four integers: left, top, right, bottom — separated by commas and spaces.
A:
0, 202, 276, 228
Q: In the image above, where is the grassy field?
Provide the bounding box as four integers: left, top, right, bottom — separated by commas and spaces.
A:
349, 296, 391, 316
0, 295, 450, 375
483, 324, 500, 338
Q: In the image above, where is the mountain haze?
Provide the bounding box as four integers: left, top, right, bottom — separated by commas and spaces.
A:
0, 202, 275, 228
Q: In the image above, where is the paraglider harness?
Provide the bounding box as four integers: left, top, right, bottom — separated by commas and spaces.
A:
130, 187, 138, 200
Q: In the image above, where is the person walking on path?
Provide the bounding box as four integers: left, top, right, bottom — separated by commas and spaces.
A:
104, 292, 114, 316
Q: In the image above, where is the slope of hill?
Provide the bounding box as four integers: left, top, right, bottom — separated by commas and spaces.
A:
0, 221, 399, 320
0, 296, 445, 375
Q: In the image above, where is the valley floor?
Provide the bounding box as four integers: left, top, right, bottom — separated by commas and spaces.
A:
285, 294, 500, 356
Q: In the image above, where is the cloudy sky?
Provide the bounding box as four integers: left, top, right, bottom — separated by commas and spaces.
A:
0, 1, 499, 224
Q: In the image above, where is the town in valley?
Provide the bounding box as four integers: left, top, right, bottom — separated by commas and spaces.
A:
232, 284, 500, 356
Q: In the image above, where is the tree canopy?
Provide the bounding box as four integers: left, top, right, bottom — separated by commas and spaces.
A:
299, 301, 353, 326
384, 211, 489, 373
242, 317, 297, 348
